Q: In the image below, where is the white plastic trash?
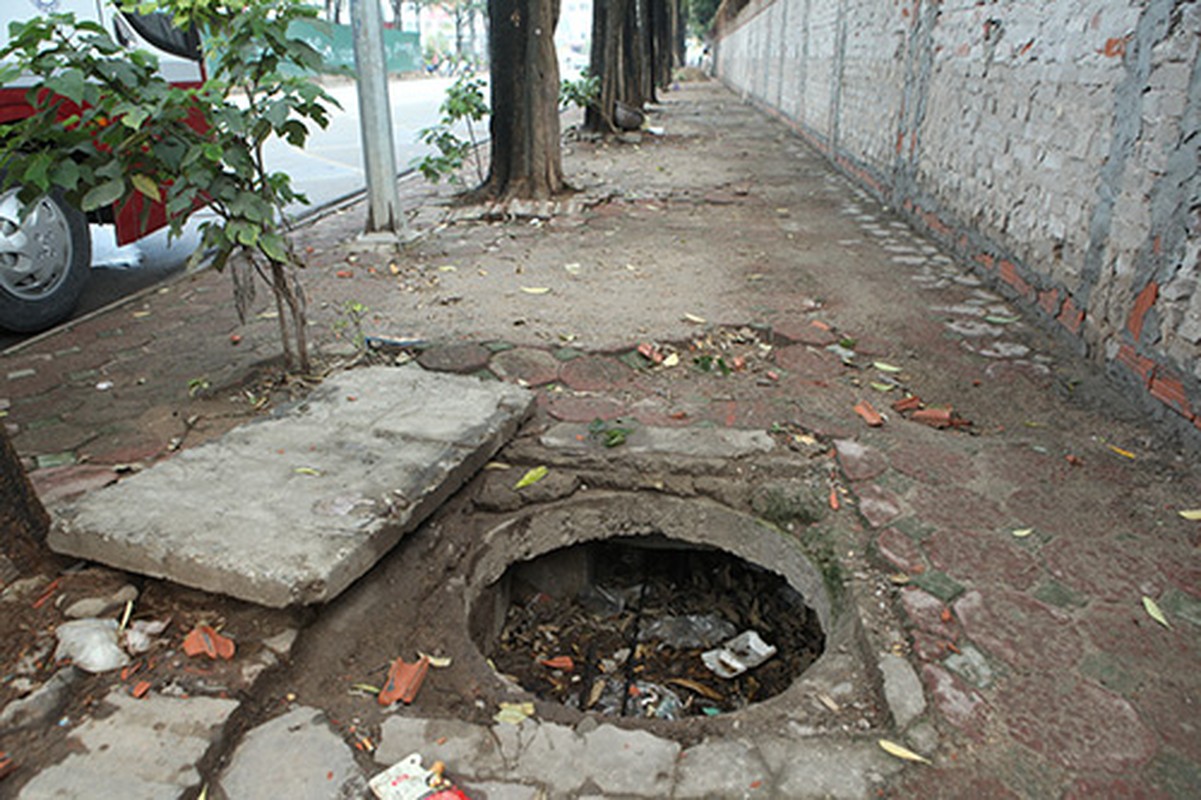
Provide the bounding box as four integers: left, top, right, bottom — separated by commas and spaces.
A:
701, 630, 777, 679
54, 618, 130, 673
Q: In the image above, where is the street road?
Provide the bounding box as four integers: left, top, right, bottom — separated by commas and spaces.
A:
2, 75, 457, 351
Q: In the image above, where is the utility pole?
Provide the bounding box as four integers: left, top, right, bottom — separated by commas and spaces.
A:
350, 0, 407, 237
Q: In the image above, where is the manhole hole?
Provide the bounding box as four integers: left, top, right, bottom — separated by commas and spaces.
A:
481, 536, 825, 719
467, 494, 837, 723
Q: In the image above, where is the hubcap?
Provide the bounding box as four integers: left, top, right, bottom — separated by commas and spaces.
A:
0, 190, 75, 300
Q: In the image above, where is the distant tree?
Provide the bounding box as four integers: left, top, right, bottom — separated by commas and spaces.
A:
481, 0, 564, 199
585, 0, 679, 134
686, 0, 719, 38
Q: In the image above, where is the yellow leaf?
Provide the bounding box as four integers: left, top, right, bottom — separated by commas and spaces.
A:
483, 461, 511, 470
438, 265, 457, 272
1107, 444, 1136, 459
663, 352, 680, 368
870, 382, 895, 392
294, 467, 321, 476
514, 465, 548, 489
350, 683, 381, 694
494, 701, 535, 724
521, 286, 550, 295
1142, 596, 1170, 628
419, 652, 453, 668
873, 361, 903, 373
131, 173, 161, 202
683, 313, 706, 324
1011, 528, 1034, 538
1178, 509, 1201, 521
878, 739, 930, 764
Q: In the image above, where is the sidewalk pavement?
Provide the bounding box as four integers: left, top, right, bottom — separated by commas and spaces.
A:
2, 80, 1199, 798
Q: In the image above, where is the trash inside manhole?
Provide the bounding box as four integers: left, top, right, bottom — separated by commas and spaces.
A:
478, 536, 826, 720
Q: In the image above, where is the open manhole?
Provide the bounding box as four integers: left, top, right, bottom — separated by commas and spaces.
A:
467, 494, 836, 723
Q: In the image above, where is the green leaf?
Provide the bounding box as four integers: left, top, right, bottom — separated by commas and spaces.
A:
514, 465, 548, 490
985, 314, 1021, 325
131, 174, 161, 202
80, 179, 125, 211
873, 361, 902, 373
259, 232, 287, 262
1142, 596, 1170, 628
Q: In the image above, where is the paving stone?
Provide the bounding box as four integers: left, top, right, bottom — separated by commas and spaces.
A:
878, 653, 927, 728
1079, 600, 1197, 672
489, 347, 562, 387
853, 483, 903, 528
497, 720, 679, 796
910, 629, 950, 662
1162, 589, 1201, 627
558, 355, 634, 392
834, 438, 887, 481
674, 739, 772, 798
417, 342, 493, 373
50, 367, 532, 607
920, 663, 989, 740
942, 643, 995, 688
910, 571, 965, 603
759, 737, 901, 798
923, 529, 1041, 590
888, 769, 1020, 800
540, 393, 627, 422
888, 442, 979, 485
374, 716, 507, 776
875, 527, 927, 573
18, 689, 237, 800
1001, 677, 1158, 772
218, 706, 365, 800
1032, 579, 1086, 609
908, 485, 1003, 532
1042, 536, 1167, 602
899, 587, 957, 639
954, 588, 1081, 670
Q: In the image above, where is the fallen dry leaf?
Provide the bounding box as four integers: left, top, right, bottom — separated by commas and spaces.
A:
540, 655, 574, 671
1011, 528, 1034, 538
515, 465, 548, 489
873, 361, 902, 373
520, 286, 550, 295
1142, 596, 1170, 628
494, 701, 535, 725
878, 739, 930, 764
1178, 509, 1201, 521
683, 313, 706, 324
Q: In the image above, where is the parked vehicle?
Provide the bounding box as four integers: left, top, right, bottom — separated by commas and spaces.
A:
0, 0, 204, 333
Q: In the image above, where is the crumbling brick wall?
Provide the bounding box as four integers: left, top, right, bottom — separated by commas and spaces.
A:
714, 0, 1201, 441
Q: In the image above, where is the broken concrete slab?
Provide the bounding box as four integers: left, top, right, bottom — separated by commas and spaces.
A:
17, 689, 237, 800
50, 367, 532, 607
218, 706, 365, 800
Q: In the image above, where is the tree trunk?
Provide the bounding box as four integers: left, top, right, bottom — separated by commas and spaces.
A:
0, 427, 49, 574
483, 0, 564, 199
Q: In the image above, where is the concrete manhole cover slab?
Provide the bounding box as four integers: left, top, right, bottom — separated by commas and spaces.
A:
49, 366, 533, 607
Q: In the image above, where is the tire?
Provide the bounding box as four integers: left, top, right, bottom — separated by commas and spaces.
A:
0, 185, 91, 333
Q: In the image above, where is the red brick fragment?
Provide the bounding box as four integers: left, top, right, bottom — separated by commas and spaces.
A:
1149, 371, 1192, 418
1115, 344, 1156, 387
379, 655, 429, 705
853, 400, 884, 427
1126, 281, 1158, 341
1037, 288, 1060, 316
911, 407, 954, 428
892, 395, 923, 413
1057, 296, 1085, 334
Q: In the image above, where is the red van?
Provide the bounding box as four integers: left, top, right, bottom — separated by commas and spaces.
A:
0, 0, 204, 332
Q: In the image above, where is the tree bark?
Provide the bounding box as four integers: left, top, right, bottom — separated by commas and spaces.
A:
0, 427, 49, 574
483, 0, 565, 199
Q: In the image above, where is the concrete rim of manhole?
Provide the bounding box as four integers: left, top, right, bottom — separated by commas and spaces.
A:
465, 491, 877, 729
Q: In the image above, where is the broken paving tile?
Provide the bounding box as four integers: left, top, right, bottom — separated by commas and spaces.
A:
483, 341, 517, 353
910, 571, 965, 603
1079, 652, 1139, 696
1162, 589, 1201, 628
618, 350, 653, 371
35, 452, 77, 470
890, 517, 938, 543
553, 347, 584, 362
943, 643, 996, 688
1033, 580, 1086, 609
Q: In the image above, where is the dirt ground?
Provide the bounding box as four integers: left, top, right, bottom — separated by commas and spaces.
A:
2, 78, 1199, 796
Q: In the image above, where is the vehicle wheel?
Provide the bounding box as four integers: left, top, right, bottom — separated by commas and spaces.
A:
0, 186, 91, 333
